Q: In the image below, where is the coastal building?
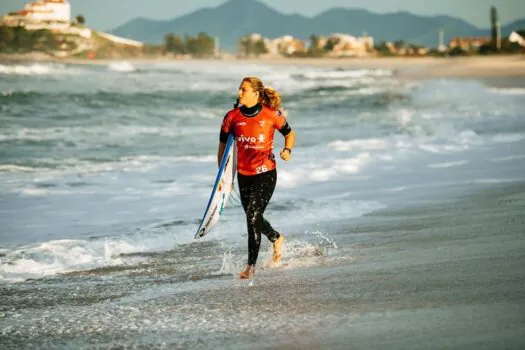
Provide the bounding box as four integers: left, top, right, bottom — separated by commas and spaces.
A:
312, 33, 374, 57
267, 35, 306, 56
448, 37, 491, 51
0, 0, 143, 52
1, 0, 92, 38
97, 32, 144, 48
509, 31, 525, 47
238, 33, 306, 57
1, 0, 71, 26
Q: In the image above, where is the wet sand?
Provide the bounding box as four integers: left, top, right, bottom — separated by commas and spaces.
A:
2, 183, 524, 349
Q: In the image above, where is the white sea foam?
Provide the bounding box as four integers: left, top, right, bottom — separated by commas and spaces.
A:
383, 186, 407, 192
419, 143, 470, 154
108, 61, 136, 72
0, 63, 52, 75
491, 133, 525, 143
173, 107, 223, 119
490, 154, 525, 162
427, 160, 469, 169
472, 177, 525, 184
396, 108, 414, 126
300, 69, 392, 79
333, 153, 373, 174
20, 188, 72, 197
490, 87, 525, 95
0, 124, 216, 143
329, 138, 389, 152
0, 164, 37, 173
0, 231, 196, 283
279, 152, 374, 187
0, 239, 126, 282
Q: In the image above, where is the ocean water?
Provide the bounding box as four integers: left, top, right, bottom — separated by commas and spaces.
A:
1, 60, 525, 349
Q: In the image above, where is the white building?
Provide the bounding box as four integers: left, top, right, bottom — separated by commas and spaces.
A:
97, 32, 144, 48
2, 0, 71, 25
315, 33, 374, 57
268, 35, 306, 56
22, 0, 71, 23
509, 31, 525, 47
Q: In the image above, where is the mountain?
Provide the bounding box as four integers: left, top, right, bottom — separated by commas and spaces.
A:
110, 0, 525, 50
501, 18, 525, 35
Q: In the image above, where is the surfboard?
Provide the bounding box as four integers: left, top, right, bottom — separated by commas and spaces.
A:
195, 133, 237, 239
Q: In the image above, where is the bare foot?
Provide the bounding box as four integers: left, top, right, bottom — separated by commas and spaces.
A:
239, 264, 255, 279
273, 234, 285, 262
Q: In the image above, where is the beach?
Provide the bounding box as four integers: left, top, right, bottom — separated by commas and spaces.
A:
2, 182, 524, 349
2, 53, 525, 80
1, 56, 525, 349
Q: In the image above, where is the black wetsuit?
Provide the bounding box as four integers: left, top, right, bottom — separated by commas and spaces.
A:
238, 168, 280, 266
221, 103, 292, 266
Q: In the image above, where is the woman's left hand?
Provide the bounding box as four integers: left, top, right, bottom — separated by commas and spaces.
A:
280, 148, 292, 161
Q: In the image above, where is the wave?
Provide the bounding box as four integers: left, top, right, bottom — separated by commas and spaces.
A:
490, 154, 525, 162
490, 87, 525, 95
0, 89, 232, 108
0, 154, 215, 177
1, 90, 42, 98
0, 112, 221, 141
278, 151, 376, 187
300, 85, 385, 96
0, 164, 37, 172
491, 133, 525, 143
0, 63, 87, 77
292, 68, 393, 80
0, 233, 193, 283
108, 61, 136, 72
0, 63, 53, 75
427, 160, 469, 169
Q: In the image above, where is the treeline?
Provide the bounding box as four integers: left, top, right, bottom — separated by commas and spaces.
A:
307, 34, 349, 57
0, 26, 60, 53
238, 36, 267, 56
164, 32, 215, 57
451, 38, 524, 57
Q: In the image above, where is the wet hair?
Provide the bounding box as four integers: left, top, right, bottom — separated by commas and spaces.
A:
242, 77, 282, 111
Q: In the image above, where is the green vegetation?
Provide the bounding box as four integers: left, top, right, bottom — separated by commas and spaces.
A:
374, 41, 395, 56
0, 26, 60, 53
479, 39, 524, 55
164, 32, 215, 57
76, 15, 85, 25
238, 35, 267, 57
306, 34, 325, 57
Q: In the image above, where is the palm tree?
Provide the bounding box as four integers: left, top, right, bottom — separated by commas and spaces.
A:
490, 6, 500, 50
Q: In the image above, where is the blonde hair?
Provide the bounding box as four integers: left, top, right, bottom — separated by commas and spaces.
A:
242, 77, 282, 111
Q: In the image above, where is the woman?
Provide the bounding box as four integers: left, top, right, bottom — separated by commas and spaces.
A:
218, 77, 295, 279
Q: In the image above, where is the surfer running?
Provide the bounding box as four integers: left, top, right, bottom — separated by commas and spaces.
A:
218, 77, 295, 279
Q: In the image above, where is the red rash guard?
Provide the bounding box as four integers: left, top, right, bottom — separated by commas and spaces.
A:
220, 105, 290, 176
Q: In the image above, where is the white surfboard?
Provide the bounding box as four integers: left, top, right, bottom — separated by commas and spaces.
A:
195, 133, 237, 239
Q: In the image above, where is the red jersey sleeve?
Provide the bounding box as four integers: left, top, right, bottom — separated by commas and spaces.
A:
273, 109, 287, 130
221, 110, 234, 133
219, 110, 236, 143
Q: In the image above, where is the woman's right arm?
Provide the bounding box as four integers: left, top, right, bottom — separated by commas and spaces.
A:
217, 142, 226, 167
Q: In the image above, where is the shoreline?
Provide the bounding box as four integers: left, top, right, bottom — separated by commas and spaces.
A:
1, 53, 525, 80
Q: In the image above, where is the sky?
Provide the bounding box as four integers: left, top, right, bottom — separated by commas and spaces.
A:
1, 0, 523, 31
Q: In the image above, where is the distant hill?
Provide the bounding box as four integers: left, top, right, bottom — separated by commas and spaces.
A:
110, 0, 525, 50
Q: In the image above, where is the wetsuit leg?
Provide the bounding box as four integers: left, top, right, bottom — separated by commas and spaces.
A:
238, 169, 280, 266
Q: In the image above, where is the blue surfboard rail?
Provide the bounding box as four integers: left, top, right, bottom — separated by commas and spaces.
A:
195, 133, 235, 238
